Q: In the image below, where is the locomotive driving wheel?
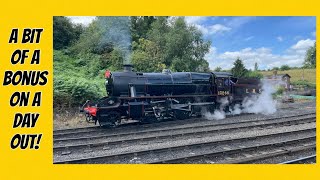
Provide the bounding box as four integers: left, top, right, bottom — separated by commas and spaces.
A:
99, 111, 121, 127
174, 110, 190, 120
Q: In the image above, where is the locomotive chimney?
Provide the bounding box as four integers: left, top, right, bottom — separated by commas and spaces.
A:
123, 64, 133, 72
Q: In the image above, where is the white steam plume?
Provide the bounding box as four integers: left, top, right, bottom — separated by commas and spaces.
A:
230, 104, 242, 115
96, 17, 131, 64
203, 80, 279, 120
204, 110, 225, 120
203, 97, 229, 120
242, 80, 277, 115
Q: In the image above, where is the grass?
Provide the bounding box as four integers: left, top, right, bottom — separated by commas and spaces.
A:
260, 68, 316, 87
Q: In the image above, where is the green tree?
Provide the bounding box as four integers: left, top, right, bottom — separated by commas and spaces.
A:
165, 17, 210, 71
70, 19, 103, 54
69, 17, 132, 72
280, 64, 290, 71
145, 16, 169, 66
133, 17, 210, 72
71, 17, 131, 57
108, 48, 124, 71
131, 16, 156, 44
254, 62, 258, 71
214, 66, 222, 72
231, 58, 248, 78
246, 70, 263, 79
304, 42, 316, 68
95, 16, 131, 60
197, 60, 210, 72
53, 16, 84, 50
132, 38, 165, 72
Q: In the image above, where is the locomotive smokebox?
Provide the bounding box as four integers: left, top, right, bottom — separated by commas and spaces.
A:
123, 64, 133, 72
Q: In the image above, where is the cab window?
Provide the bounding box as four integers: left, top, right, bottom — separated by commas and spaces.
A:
217, 78, 224, 87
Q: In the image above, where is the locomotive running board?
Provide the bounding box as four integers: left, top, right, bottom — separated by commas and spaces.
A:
171, 102, 215, 110
190, 102, 215, 106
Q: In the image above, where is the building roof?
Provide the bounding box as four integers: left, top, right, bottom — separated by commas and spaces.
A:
277, 74, 291, 78
265, 73, 291, 79
212, 72, 233, 77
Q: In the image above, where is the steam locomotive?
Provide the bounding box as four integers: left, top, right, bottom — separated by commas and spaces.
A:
81, 65, 261, 126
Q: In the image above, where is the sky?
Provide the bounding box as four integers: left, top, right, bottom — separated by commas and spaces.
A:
67, 16, 316, 70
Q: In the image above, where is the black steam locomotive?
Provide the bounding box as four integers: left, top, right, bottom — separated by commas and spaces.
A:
81, 65, 261, 126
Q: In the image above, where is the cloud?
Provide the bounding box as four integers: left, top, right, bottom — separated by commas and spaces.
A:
291, 39, 315, 50
286, 38, 315, 58
244, 36, 254, 41
185, 16, 208, 24
205, 39, 315, 70
205, 46, 217, 59
209, 24, 231, 34
226, 17, 256, 28
193, 24, 208, 34
189, 17, 255, 37
294, 36, 303, 40
277, 36, 283, 42
195, 24, 231, 36
67, 16, 96, 26
185, 16, 233, 36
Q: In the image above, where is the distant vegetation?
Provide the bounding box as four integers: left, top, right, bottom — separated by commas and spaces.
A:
304, 42, 316, 68
230, 58, 263, 79
260, 68, 316, 88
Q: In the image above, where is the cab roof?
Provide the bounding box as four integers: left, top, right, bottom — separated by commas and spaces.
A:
212, 72, 233, 78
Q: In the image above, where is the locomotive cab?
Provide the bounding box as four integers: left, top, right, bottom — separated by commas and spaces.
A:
212, 72, 233, 97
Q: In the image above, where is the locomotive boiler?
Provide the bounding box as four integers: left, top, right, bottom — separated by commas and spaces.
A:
81, 64, 261, 127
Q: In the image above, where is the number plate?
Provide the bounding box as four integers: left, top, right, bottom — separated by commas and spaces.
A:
218, 91, 230, 96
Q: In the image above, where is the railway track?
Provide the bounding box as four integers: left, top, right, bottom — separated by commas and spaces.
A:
54, 112, 316, 140
279, 155, 316, 164
151, 138, 315, 164
54, 125, 99, 135
200, 143, 315, 164
54, 114, 315, 153
54, 126, 315, 164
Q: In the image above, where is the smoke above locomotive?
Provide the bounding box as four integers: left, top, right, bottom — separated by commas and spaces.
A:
82, 65, 270, 127
96, 17, 132, 64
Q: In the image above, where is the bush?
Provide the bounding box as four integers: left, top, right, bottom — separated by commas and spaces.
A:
275, 86, 285, 95
245, 71, 263, 79
291, 80, 316, 88
280, 65, 290, 71
54, 75, 105, 107
54, 50, 106, 108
